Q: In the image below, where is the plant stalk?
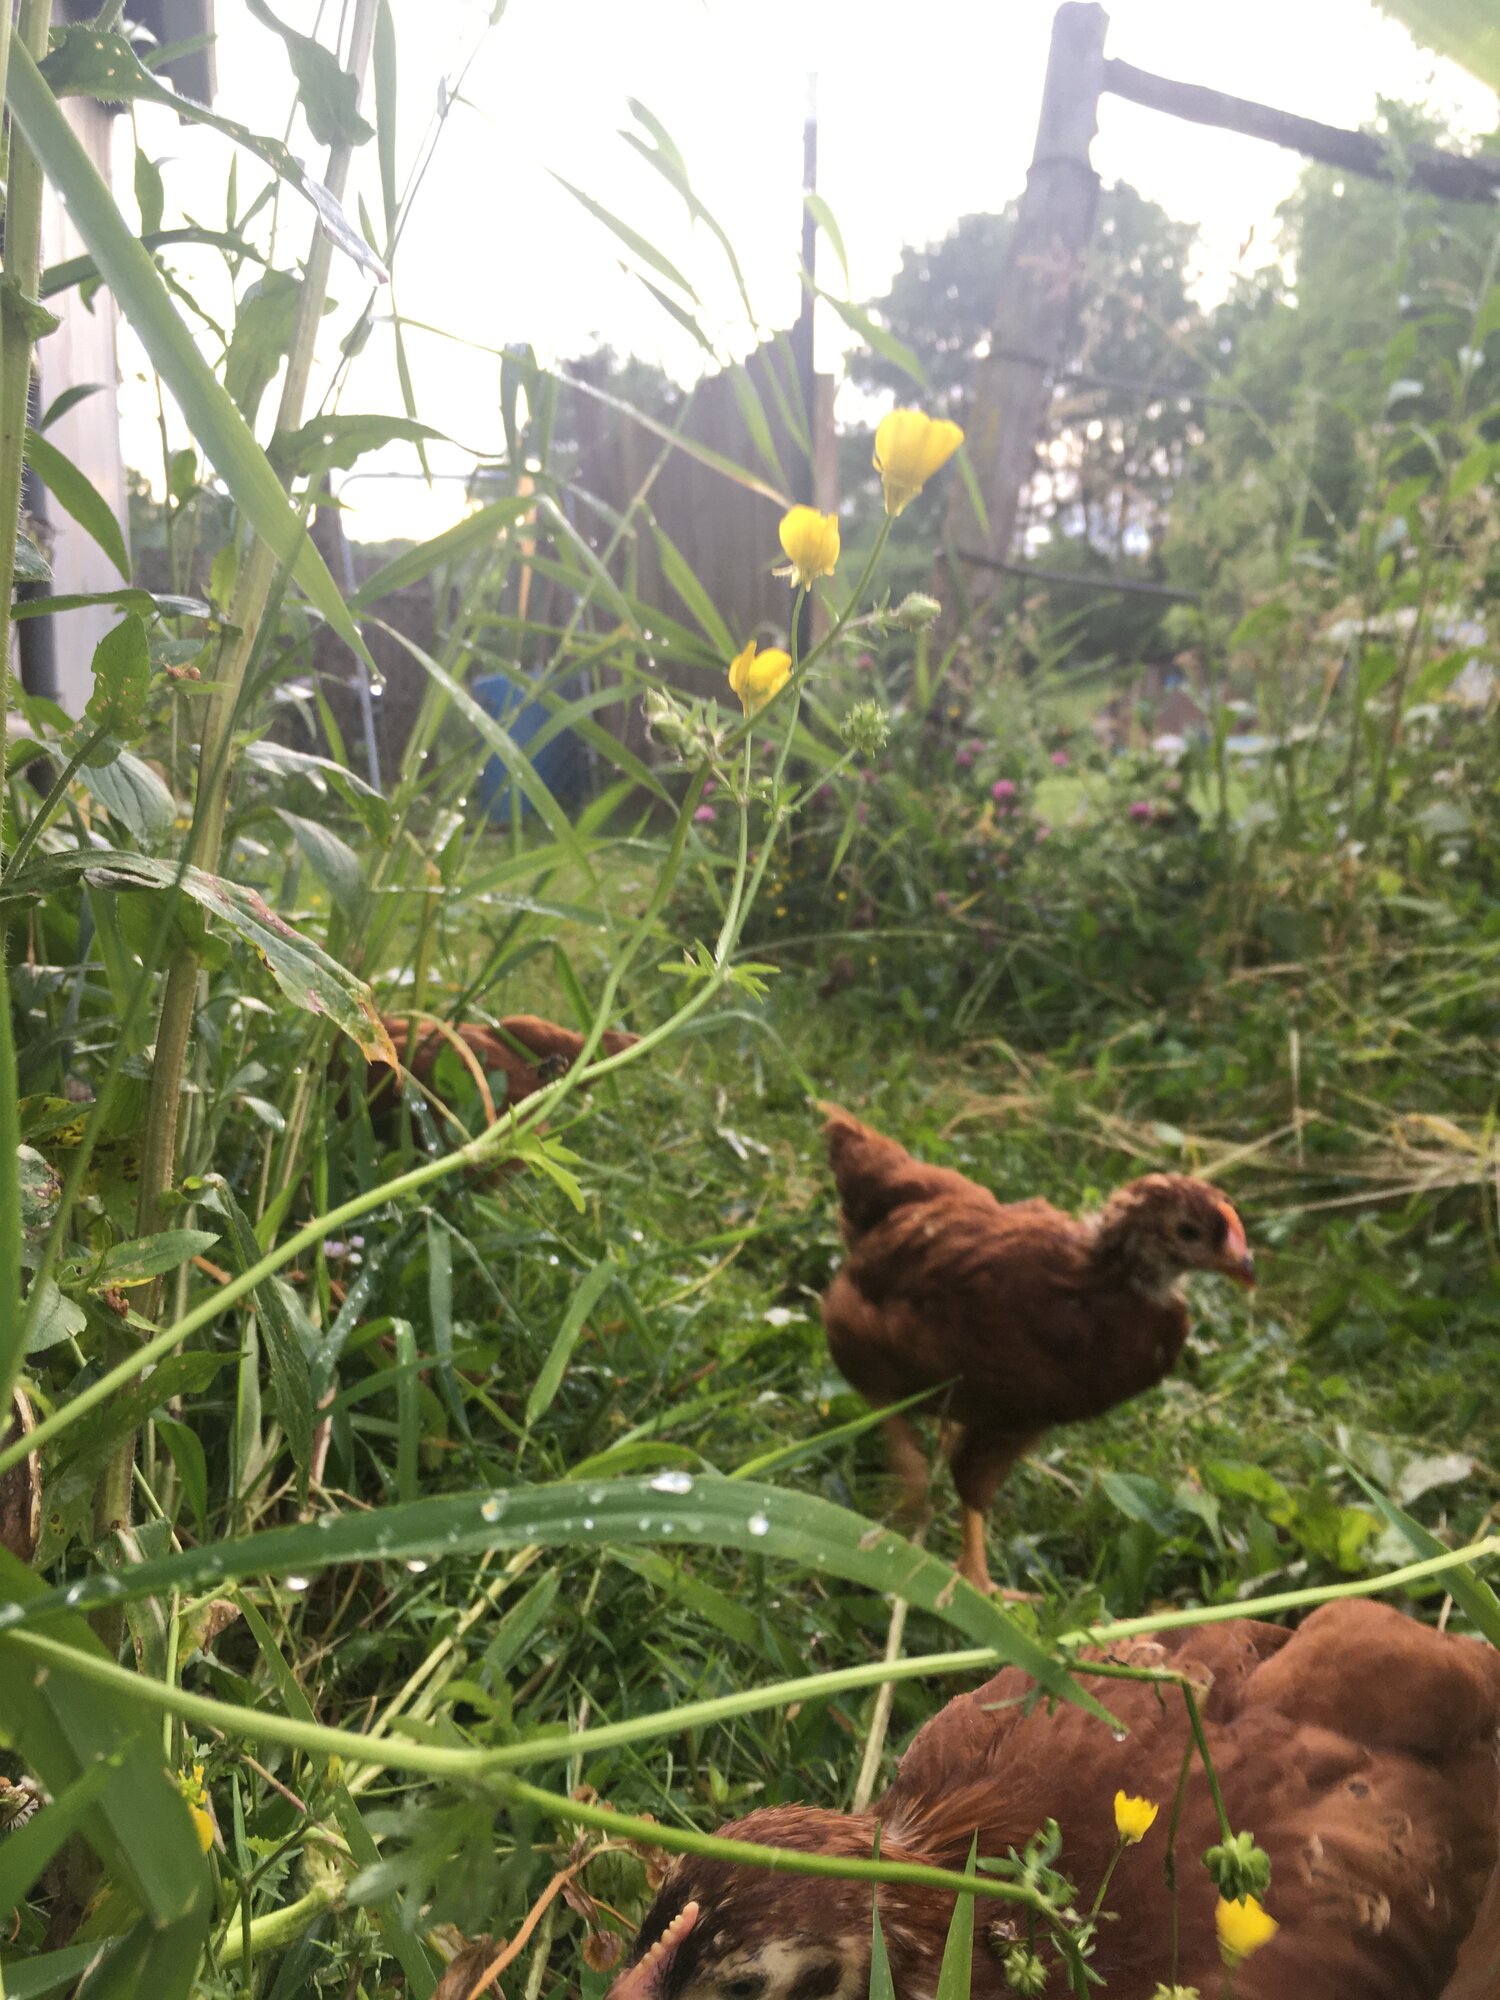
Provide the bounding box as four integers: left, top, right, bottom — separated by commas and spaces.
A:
0, 0, 54, 769
116, 0, 382, 1554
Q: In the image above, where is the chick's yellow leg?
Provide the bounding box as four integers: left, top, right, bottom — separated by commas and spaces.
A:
946, 1426, 1044, 1597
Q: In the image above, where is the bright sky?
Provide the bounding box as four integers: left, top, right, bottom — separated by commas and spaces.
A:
119, 0, 1497, 541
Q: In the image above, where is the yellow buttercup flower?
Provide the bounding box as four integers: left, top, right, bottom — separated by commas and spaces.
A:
1216, 1894, 1279, 1965
1113, 1790, 1160, 1845
873, 408, 964, 516
777, 506, 840, 589
728, 641, 792, 718
179, 1762, 216, 1853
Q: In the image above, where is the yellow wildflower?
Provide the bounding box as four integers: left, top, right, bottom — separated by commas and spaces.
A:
1216, 1895, 1279, 1966
1113, 1791, 1159, 1845
777, 506, 840, 589
873, 408, 964, 516
179, 1763, 216, 1853
728, 641, 792, 718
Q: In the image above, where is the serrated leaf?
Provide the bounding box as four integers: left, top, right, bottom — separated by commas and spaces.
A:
247, 0, 375, 147
270, 413, 444, 477
82, 613, 151, 743
39, 28, 383, 280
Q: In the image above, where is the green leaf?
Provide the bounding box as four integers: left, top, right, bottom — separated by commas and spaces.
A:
804, 191, 851, 294
224, 271, 302, 424
817, 288, 928, 387
93, 1229, 221, 1290
207, 1181, 315, 1497
372, 620, 599, 896
1372, 2, 1500, 90
39, 29, 383, 279
0, 1549, 210, 1988
270, 413, 444, 477
38, 381, 106, 431
247, 0, 376, 147
239, 739, 392, 841
651, 519, 736, 658
550, 172, 699, 299
23, 1278, 86, 1354
868, 1893, 896, 2000
0, 1753, 125, 1919
373, 0, 399, 236
1345, 1465, 1500, 1645
934, 1836, 978, 2000
18, 1145, 60, 1238
0, 848, 397, 1065
83, 613, 151, 739
134, 148, 165, 236
6, 44, 379, 666
77, 749, 178, 843
23, 429, 129, 578
274, 809, 365, 904
525, 1256, 615, 1426
349, 493, 536, 607
13, 532, 52, 585
6, 1477, 1103, 1720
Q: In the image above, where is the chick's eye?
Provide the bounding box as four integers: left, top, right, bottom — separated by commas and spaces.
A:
724, 1980, 763, 2000
1175, 1220, 1202, 1243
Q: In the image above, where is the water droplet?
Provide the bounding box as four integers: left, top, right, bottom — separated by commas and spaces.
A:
649, 1470, 694, 1496
64, 1582, 86, 1607
582, 1517, 595, 1531
747, 1512, 770, 1538
661, 1520, 674, 1534
547, 1253, 560, 1266
1111, 1728, 1129, 1744
0, 1606, 20, 1631
588, 1487, 606, 1506
286, 1575, 311, 1593
638, 1516, 654, 1532
481, 1496, 504, 1523
405, 1558, 429, 1574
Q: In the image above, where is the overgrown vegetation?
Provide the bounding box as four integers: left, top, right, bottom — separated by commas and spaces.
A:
1, 5, 1498, 1996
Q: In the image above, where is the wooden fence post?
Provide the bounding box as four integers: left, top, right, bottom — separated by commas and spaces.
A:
944, 2, 1108, 605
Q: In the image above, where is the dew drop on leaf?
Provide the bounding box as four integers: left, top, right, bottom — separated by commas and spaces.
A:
747, 1512, 770, 1537
649, 1470, 694, 1495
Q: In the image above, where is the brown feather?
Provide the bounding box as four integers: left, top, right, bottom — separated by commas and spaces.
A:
819, 1110, 1252, 1589
361, 1014, 637, 1165
608, 1600, 1500, 2000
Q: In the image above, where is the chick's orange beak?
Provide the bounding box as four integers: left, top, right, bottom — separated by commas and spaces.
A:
607, 1901, 699, 2000
1216, 1202, 1256, 1287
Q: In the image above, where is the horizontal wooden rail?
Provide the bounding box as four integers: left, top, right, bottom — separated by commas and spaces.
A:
953, 547, 1201, 603
1103, 57, 1500, 205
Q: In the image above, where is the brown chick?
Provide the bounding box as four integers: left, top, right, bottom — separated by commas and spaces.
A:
364, 1013, 638, 1151
820, 1110, 1255, 1593
605, 1598, 1500, 2000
